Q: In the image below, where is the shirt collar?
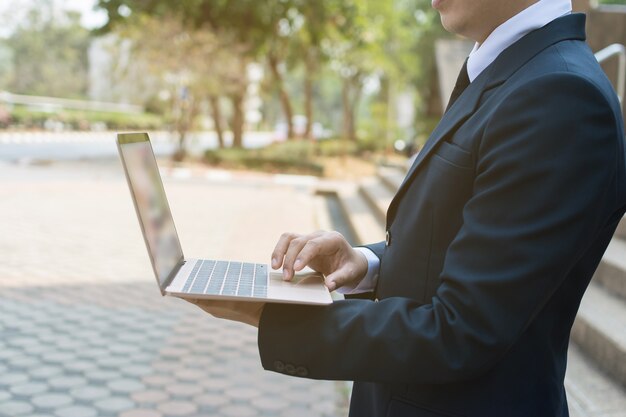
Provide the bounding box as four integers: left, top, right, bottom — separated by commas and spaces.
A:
466, 0, 572, 82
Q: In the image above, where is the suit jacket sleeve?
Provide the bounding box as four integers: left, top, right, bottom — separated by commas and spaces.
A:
258, 73, 623, 384
363, 241, 386, 260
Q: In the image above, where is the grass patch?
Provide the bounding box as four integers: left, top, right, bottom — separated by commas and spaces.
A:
8, 106, 165, 130
205, 142, 324, 176
203, 138, 386, 176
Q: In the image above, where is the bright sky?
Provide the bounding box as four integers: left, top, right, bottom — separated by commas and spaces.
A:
0, 0, 109, 37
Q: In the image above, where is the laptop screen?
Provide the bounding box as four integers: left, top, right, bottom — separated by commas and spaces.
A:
118, 134, 184, 288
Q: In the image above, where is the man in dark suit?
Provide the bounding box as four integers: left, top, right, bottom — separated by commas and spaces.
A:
190, 0, 626, 415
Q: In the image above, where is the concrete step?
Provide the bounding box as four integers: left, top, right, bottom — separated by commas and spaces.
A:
565, 343, 626, 417
593, 237, 626, 301
358, 178, 395, 225
334, 184, 386, 246
616, 215, 626, 241
571, 282, 626, 388
377, 166, 406, 194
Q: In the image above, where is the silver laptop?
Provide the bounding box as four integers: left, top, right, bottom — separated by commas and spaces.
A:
117, 132, 332, 305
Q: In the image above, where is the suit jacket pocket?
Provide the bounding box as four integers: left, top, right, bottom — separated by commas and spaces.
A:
432, 141, 473, 170
387, 398, 463, 417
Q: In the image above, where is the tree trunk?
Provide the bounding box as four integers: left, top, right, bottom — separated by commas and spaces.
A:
304, 50, 315, 140
174, 96, 199, 160
342, 76, 361, 141
209, 95, 225, 149
268, 53, 294, 140
230, 93, 244, 148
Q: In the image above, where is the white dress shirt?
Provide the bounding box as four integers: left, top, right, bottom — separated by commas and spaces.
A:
339, 0, 573, 295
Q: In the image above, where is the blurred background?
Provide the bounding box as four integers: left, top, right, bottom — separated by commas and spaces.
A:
1, 1, 626, 417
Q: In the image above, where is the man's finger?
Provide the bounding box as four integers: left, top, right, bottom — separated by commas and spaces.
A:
293, 237, 327, 272
325, 265, 357, 292
271, 232, 299, 269
282, 236, 311, 280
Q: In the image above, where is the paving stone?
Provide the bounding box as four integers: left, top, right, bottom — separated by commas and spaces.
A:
28, 366, 63, 379
41, 352, 75, 364
199, 378, 235, 391
173, 369, 206, 382
23, 345, 50, 356
131, 390, 170, 404
121, 365, 153, 377
31, 393, 73, 409
180, 355, 213, 367
8, 337, 39, 348
251, 397, 289, 411
192, 393, 228, 408
8, 356, 42, 369
84, 369, 122, 382
258, 379, 288, 394
311, 400, 338, 416
119, 409, 164, 417
54, 339, 85, 351
9, 382, 48, 396
17, 414, 56, 417
118, 333, 151, 344
94, 396, 135, 413
142, 375, 175, 387
69, 386, 111, 401
151, 361, 181, 373
0, 349, 22, 360
0, 372, 29, 386
76, 348, 109, 359
218, 404, 257, 417
97, 356, 132, 368
279, 407, 320, 417
157, 401, 198, 416
48, 376, 87, 390
226, 387, 262, 400
164, 383, 203, 397
63, 360, 97, 373
128, 353, 155, 364
108, 379, 146, 393
108, 344, 142, 355
281, 389, 319, 404
54, 405, 98, 417
0, 400, 34, 416
158, 347, 190, 359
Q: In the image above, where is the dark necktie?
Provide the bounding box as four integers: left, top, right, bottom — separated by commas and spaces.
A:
445, 58, 470, 113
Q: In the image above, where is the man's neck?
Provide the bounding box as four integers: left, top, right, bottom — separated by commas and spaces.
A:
474, 0, 539, 44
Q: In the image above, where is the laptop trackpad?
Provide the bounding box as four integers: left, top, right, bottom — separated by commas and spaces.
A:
268, 271, 332, 305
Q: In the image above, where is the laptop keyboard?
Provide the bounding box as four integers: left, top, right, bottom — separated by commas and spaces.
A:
181, 260, 268, 298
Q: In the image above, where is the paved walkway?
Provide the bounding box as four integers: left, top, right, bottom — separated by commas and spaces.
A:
0, 161, 347, 417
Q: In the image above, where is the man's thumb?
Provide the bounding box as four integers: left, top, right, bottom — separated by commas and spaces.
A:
325, 270, 349, 291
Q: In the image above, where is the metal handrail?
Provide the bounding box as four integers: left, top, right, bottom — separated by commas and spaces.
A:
595, 43, 626, 108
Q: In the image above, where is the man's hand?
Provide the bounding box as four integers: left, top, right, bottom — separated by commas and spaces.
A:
186, 299, 264, 328
272, 230, 368, 291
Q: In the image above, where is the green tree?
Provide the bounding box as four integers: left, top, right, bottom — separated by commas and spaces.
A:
97, 0, 446, 146
98, 0, 288, 147
116, 14, 245, 152
6, 1, 90, 98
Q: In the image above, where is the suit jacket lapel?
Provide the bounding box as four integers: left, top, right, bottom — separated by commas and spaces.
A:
386, 13, 587, 227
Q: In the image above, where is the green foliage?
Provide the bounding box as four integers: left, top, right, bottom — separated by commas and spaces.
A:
97, 0, 445, 145
4, 3, 91, 98
9, 106, 164, 130
599, 0, 626, 4
204, 141, 324, 175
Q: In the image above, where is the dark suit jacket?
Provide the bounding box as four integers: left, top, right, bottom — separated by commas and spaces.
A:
258, 14, 626, 417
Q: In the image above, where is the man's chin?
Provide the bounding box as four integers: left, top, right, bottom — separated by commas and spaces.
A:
432, 0, 444, 10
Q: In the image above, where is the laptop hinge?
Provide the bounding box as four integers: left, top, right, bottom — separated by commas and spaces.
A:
163, 258, 186, 292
